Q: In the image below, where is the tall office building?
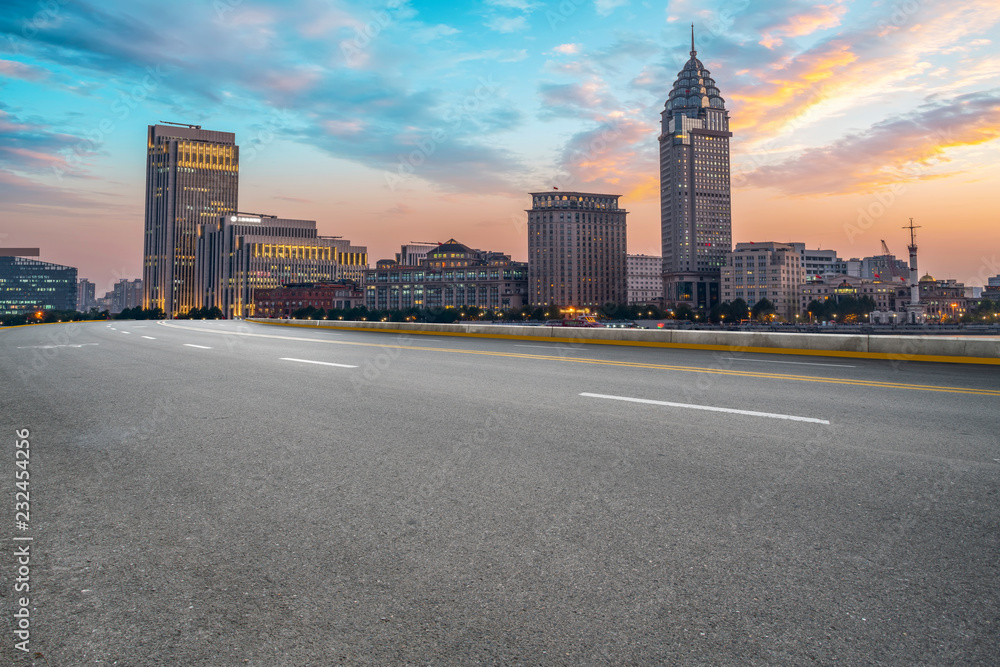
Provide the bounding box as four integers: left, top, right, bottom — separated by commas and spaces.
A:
527, 192, 627, 307
659, 27, 732, 310
144, 123, 239, 317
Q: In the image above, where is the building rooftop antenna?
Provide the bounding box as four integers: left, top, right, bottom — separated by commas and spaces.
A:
904, 217, 921, 250
159, 121, 202, 129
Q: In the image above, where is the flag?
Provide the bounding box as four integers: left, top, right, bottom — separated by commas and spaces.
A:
553, 186, 559, 190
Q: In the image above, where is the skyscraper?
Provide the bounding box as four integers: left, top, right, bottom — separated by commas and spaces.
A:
143, 123, 239, 316
527, 192, 627, 308
659, 27, 732, 310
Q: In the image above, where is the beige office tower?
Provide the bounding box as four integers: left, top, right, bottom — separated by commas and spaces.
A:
143, 124, 239, 316
527, 192, 627, 308
660, 27, 732, 310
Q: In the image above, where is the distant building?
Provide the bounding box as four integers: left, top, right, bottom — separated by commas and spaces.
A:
787, 244, 853, 280
0, 250, 77, 316
627, 255, 664, 305
799, 275, 904, 318
77, 279, 97, 311
721, 242, 804, 320
860, 253, 910, 282
366, 239, 527, 310
112, 279, 143, 313
395, 243, 438, 266
527, 192, 627, 307
914, 275, 972, 320
984, 275, 1000, 300
196, 214, 367, 318
254, 281, 365, 318
143, 124, 239, 317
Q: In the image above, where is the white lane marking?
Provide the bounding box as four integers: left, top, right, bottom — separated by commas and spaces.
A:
121, 331, 131, 334
133, 326, 147, 328
280, 357, 358, 368
514, 344, 583, 351
17, 343, 99, 349
142, 336, 157, 340
183, 344, 212, 349
580, 392, 830, 424
722, 357, 855, 368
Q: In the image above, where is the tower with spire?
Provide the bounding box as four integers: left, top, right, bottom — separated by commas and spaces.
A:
659, 25, 732, 310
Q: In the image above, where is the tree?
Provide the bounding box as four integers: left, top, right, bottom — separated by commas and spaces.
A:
751, 298, 775, 322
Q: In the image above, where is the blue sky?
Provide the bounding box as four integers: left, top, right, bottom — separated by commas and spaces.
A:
2, 0, 999, 290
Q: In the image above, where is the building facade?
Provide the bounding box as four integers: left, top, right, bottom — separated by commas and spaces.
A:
196, 214, 367, 318
527, 192, 627, 307
799, 275, 905, 318
366, 240, 527, 311
721, 242, 804, 320
627, 254, 664, 305
0, 250, 77, 316
254, 282, 365, 318
143, 124, 239, 317
77, 279, 97, 311
660, 28, 732, 310
788, 244, 855, 280
112, 279, 143, 313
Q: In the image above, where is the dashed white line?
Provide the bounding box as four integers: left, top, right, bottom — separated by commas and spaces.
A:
580, 392, 830, 424
183, 344, 212, 349
722, 357, 855, 368
121, 331, 131, 334
280, 357, 357, 368
142, 336, 156, 340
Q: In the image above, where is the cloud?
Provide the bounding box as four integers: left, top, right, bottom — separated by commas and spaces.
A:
595, 0, 628, 16
759, 2, 847, 49
741, 91, 1000, 196
538, 80, 617, 119
485, 0, 537, 9
551, 43, 581, 55
0, 59, 48, 81
484, 16, 527, 33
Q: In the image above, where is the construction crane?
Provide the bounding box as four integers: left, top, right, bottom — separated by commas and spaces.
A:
879, 239, 905, 282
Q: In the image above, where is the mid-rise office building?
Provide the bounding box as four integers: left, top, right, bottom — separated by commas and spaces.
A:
77, 279, 97, 311
366, 240, 527, 310
721, 242, 804, 320
0, 249, 77, 316
144, 123, 239, 317
395, 243, 438, 266
627, 254, 664, 305
860, 253, 910, 282
660, 28, 733, 309
197, 214, 367, 318
527, 192, 627, 307
787, 244, 854, 280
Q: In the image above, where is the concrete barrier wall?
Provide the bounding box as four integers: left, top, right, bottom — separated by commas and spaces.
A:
247, 319, 1000, 362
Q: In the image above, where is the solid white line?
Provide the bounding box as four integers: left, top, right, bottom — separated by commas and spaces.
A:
280, 357, 358, 368
183, 344, 212, 349
722, 357, 855, 368
142, 336, 156, 340
580, 392, 830, 424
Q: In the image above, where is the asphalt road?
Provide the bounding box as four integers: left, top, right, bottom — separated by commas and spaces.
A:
1, 319, 998, 665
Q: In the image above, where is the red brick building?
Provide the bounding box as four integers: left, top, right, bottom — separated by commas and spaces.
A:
254, 282, 365, 318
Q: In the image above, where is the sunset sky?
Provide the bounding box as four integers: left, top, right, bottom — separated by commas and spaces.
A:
2, 0, 999, 293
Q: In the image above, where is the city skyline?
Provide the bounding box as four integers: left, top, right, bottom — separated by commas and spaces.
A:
2, 0, 999, 291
